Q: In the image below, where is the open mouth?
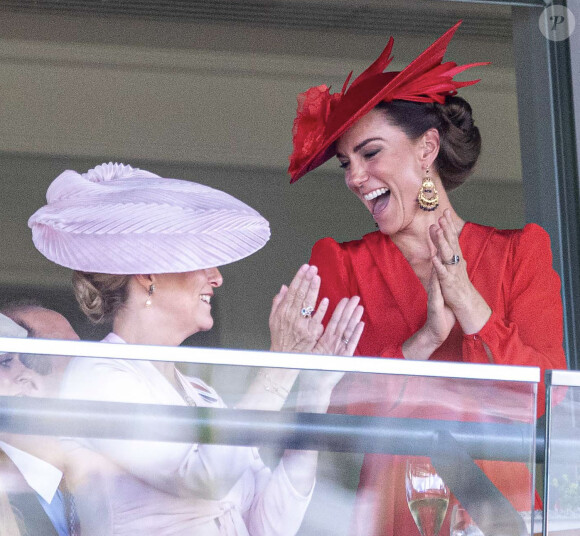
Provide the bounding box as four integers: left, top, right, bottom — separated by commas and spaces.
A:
200, 295, 211, 305
364, 188, 391, 215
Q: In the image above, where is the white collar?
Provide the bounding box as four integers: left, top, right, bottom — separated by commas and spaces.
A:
102, 332, 125, 344
0, 441, 63, 503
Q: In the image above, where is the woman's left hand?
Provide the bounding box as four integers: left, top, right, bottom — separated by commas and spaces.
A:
429, 209, 491, 335
312, 296, 365, 357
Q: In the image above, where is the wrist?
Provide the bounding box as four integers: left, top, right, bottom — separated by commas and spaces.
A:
402, 328, 439, 360
455, 291, 492, 335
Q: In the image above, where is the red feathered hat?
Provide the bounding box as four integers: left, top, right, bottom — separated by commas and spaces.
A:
288, 21, 488, 183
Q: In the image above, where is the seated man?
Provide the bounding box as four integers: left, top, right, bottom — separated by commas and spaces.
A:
0, 307, 79, 536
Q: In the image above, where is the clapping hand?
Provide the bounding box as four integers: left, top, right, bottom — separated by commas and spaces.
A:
429, 209, 491, 336
269, 264, 329, 353
269, 264, 364, 356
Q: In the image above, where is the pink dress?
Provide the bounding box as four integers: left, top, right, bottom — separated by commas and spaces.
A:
59, 333, 312, 536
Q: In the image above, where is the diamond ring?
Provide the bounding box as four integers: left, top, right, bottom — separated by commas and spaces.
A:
443, 254, 460, 266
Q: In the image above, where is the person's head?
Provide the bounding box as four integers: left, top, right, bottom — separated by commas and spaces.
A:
0, 312, 41, 397
334, 97, 480, 235
373, 97, 481, 192
73, 268, 223, 342
29, 163, 269, 345
287, 21, 487, 232
1, 303, 79, 396
2, 302, 79, 342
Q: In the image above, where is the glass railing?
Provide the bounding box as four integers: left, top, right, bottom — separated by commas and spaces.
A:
0, 337, 540, 536
544, 370, 580, 536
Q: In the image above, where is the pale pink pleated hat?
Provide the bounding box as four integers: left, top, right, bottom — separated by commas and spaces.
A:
28, 163, 271, 274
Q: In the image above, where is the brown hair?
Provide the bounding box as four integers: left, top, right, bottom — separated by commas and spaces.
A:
72, 271, 131, 324
376, 95, 481, 190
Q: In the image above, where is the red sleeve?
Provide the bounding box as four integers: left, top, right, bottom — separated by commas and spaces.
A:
462, 224, 567, 411
310, 237, 405, 359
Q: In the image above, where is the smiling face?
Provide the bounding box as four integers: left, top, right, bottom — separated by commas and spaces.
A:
150, 267, 223, 339
336, 108, 433, 236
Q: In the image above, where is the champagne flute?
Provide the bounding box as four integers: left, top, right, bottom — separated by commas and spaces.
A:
406, 459, 450, 536
449, 504, 484, 536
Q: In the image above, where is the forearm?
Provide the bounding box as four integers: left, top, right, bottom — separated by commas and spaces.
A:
452, 286, 492, 336
402, 328, 441, 360
235, 368, 299, 411
281, 449, 318, 496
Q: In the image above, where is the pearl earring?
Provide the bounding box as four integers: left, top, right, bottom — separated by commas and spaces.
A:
145, 284, 155, 307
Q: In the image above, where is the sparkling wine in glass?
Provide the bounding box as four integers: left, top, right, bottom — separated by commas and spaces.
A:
406, 459, 450, 536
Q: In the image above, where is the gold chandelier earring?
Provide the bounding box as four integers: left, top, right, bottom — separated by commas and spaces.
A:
145, 284, 155, 307
417, 168, 439, 211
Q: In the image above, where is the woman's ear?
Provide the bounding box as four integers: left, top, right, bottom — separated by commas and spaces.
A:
420, 128, 440, 168
134, 274, 155, 291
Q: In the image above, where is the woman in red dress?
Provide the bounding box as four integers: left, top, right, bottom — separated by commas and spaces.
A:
287, 21, 567, 536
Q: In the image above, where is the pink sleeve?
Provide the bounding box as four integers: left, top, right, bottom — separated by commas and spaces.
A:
244, 458, 312, 536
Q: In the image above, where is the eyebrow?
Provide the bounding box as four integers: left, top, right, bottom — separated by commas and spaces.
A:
336, 137, 383, 158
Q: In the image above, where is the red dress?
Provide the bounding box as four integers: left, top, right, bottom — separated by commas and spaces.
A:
309, 222, 567, 536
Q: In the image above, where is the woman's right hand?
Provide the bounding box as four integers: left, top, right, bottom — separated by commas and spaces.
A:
269, 264, 329, 353
403, 268, 456, 360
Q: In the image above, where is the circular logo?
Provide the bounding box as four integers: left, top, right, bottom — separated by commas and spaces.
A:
539, 5, 576, 41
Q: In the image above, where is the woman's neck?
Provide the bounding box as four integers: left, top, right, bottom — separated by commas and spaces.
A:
112, 308, 184, 385
390, 204, 465, 285
113, 307, 184, 347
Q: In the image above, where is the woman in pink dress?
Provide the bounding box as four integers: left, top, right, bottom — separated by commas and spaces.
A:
28, 162, 364, 535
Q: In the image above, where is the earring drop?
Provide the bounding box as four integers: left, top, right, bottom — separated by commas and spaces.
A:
145, 284, 155, 307
417, 167, 439, 211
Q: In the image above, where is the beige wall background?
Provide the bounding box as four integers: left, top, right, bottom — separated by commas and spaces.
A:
0, 3, 523, 350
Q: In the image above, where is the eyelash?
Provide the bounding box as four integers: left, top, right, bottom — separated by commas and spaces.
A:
338, 149, 380, 169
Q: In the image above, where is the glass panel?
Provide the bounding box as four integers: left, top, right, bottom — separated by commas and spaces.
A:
546, 373, 580, 536
0, 339, 538, 536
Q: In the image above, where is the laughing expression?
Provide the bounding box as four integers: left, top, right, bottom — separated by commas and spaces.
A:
336, 108, 427, 236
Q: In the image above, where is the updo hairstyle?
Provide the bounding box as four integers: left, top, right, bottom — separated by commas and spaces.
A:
73, 271, 131, 324
376, 95, 481, 190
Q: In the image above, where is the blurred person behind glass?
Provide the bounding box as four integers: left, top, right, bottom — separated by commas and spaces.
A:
1, 301, 79, 397
0, 308, 80, 536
